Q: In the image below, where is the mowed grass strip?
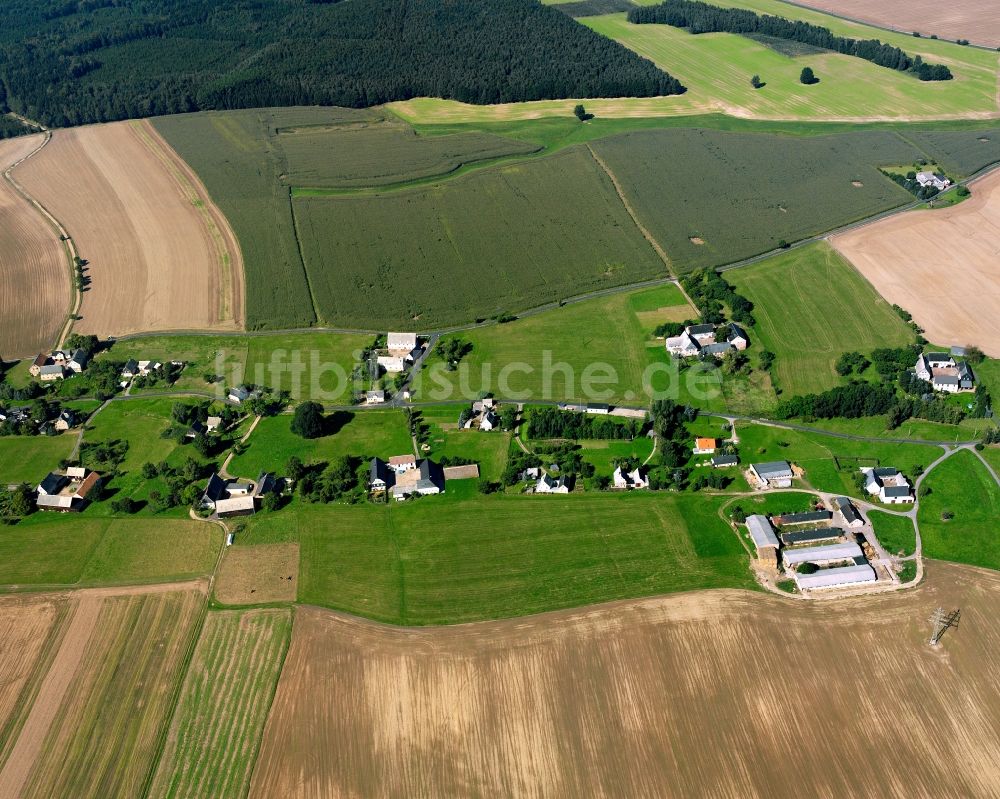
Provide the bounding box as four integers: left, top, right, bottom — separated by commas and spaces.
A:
242, 492, 756, 625
919, 449, 1000, 570
293, 146, 665, 329
17, 589, 205, 799
149, 609, 292, 799
727, 242, 915, 395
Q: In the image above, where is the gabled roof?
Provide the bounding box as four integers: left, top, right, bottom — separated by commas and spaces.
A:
39, 364, 64, 376
711, 454, 739, 466
229, 386, 250, 401
782, 542, 863, 565
122, 359, 139, 373
925, 352, 952, 362
75, 471, 101, 499
702, 342, 733, 355
32, 353, 48, 367
695, 437, 717, 449
687, 324, 715, 335
872, 467, 899, 478
752, 461, 792, 479
746, 515, 779, 549
883, 485, 912, 498
773, 510, 833, 525
369, 458, 393, 487
835, 497, 863, 525
38, 472, 67, 495
203, 473, 228, 503
728, 322, 748, 340
69, 349, 88, 364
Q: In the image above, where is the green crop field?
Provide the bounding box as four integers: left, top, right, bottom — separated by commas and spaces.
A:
903, 128, 1000, 178
410, 282, 778, 413
293, 146, 665, 328
592, 127, 919, 271
149, 609, 292, 799
919, 450, 1000, 571
281, 121, 539, 189
582, 6, 996, 121
727, 243, 915, 395
0, 435, 76, 486
238, 491, 755, 624
228, 409, 413, 477
869, 510, 916, 557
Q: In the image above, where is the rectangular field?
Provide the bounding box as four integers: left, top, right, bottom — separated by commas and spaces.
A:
241, 492, 756, 625
250, 561, 1000, 798
293, 146, 665, 328
0, 586, 206, 799
726, 242, 915, 395
591, 127, 918, 272
0, 134, 69, 361
13, 120, 243, 338
0, 434, 77, 487
149, 609, 292, 799
831, 167, 1000, 357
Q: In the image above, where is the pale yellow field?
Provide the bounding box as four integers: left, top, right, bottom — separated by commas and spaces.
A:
832, 168, 1000, 356
13, 120, 244, 338
252, 561, 1000, 798
0, 135, 70, 360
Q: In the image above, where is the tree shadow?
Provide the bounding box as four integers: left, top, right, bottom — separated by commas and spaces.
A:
324, 410, 354, 436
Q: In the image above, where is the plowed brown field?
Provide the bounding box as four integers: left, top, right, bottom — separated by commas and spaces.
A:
786, 0, 1000, 47
0, 135, 69, 360
13, 120, 243, 338
832, 169, 1000, 356
252, 561, 1000, 799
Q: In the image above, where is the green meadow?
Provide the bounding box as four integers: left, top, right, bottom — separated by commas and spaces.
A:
869, 510, 917, 557
0, 435, 77, 486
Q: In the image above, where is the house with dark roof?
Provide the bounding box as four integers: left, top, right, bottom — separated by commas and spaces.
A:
711, 454, 739, 468
666, 323, 750, 360
390, 459, 445, 501
29, 353, 48, 377
369, 458, 393, 492
67, 349, 89, 373
613, 466, 648, 490
834, 496, 865, 528
54, 410, 77, 431
535, 471, 571, 494
36, 469, 101, 512
201, 472, 273, 517
862, 467, 913, 504
772, 509, 833, 526
915, 352, 975, 393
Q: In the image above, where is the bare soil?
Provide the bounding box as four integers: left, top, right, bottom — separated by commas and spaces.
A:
12, 120, 244, 338
832, 168, 1000, 356
786, 0, 1000, 47
0, 135, 69, 360
252, 561, 1000, 798
214, 544, 299, 605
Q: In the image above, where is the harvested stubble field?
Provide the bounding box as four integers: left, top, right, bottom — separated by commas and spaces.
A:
13, 120, 243, 338
784, 0, 1000, 48
0, 585, 205, 799
831, 168, 1000, 357
591, 127, 920, 271
252, 561, 1000, 799
149, 609, 292, 799
293, 146, 665, 328
0, 134, 68, 360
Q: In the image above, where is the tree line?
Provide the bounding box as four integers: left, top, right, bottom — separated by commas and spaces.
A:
0, 0, 685, 128
629, 0, 953, 80
525, 407, 644, 440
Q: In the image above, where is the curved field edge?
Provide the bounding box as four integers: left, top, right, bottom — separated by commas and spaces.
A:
249, 562, 1000, 798
148, 609, 292, 799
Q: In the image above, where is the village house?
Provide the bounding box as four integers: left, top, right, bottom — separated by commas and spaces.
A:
749, 461, 794, 489
67, 349, 89, 374
201, 472, 276, 517
535, 471, 571, 494
612, 465, 648, 490
39, 364, 65, 381
480, 410, 500, 431
666, 323, 749, 359
365, 389, 386, 405
862, 467, 914, 504
463, 398, 501, 431
387, 332, 418, 352
711, 453, 739, 468
388, 454, 417, 472
36, 468, 101, 512
745, 514, 779, 569
376, 355, 406, 374
834, 496, 865, 529
53, 410, 77, 432
369, 457, 445, 500
29, 353, 48, 377
693, 437, 717, 455
915, 171, 951, 192
121, 359, 163, 380
914, 352, 975, 393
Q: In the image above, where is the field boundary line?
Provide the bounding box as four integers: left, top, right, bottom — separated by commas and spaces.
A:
1, 128, 82, 351
287, 191, 324, 327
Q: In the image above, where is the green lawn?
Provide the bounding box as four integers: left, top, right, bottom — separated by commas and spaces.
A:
83, 398, 182, 473
412, 283, 774, 413
727, 491, 818, 517
869, 510, 916, 557
727, 243, 915, 395
801, 415, 990, 443
0, 515, 221, 586
415, 405, 512, 481
239, 491, 756, 625
919, 449, 1000, 570
582, 7, 995, 121
0, 434, 76, 486
228, 410, 413, 476
578, 437, 656, 477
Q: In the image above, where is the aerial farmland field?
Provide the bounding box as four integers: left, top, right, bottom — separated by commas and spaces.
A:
832, 167, 1000, 357
149, 609, 292, 799
727, 242, 915, 395
0, 134, 69, 361
251, 561, 1000, 798
13, 121, 243, 338
0, 586, 206, 799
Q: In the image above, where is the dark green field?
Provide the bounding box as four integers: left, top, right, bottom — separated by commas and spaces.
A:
591, 128, 920, 271
904, 128, 1000, 178
294, 146, 665, 328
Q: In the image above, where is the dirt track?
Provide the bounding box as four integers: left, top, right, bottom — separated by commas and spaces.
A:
252, 561, 1000, 798
12, 120, 243, 338
832, 169, 1000, 356
785, 0, 1000, 47
0, 135, 69, 359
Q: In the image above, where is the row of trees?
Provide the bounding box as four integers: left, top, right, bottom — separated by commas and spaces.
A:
0, 0, 685, 128
629, 0, 952, 80
681, 269, 755, 327
525, 407, 644, 440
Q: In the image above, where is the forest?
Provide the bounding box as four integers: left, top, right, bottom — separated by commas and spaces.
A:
0, 0, 684, 127
629, 0, 953, 80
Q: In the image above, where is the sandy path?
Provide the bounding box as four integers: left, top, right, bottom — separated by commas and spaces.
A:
12, 120, 243, 338
0, 134, 70, 359
253, 561, 1000, 798
0, 596, 99, 799
832, 169, 1000, 356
